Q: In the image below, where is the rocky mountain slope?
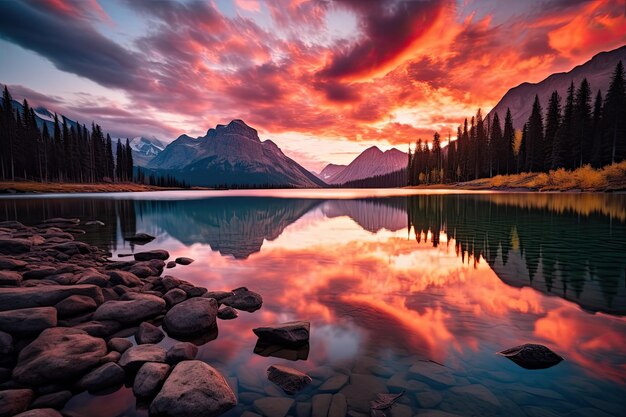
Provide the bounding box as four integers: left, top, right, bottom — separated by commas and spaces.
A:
326, 146, 407, 185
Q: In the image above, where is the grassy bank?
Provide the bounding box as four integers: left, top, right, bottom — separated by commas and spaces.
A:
0, 181, 193, 193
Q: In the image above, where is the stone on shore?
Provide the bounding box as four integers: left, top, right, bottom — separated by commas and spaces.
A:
163, 297, 218, 338
13, 410, 63, 417
73, 320, 121, 337
163, 288, 187, 307
108, 337, 133, 353
0, 257, 27, 270
253, 321, 310, 347
165, 342, 198, 364
119, 344, 167, 370
134, 250, 170, 261
76, 269, 109, 287
30, 391, 72, 409
0, 270, 22, 286
0, 238, 32, 255
78, 362, 126, 392
0, 307, 57, 335
0, 389, 34, 417
136, 322, 165, 344
12, 327, 107, 386
0, 285, 103, 312
0, 330, 13, 354
106, 270, 142, 287
221, 287, 262, 312
133, 362, 170, 398
267, 364, 312, 394
218, 306, 238, 320
203, 291, 233, 302
175, 257, 194, 265
93, 295, 165, 325
150, 360, 237, 417
497, 343, 564, 369
55, 295, 97, 318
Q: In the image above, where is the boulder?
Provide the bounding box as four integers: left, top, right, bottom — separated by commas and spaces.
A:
161, 276, 181, 292
76, 270, 109, 287
267, 364, 312, 394
136, 322, 165, 344
77, 362, 125, 392
93, 295, 165, 325
0, 307, 57, 335
106, 270, 142, 287
497, 343, 564, 369
163, 288, 187, 307
133, 362, 170, 398
166, 342, 198, 364
22, 267, 56, 280
179, 284, 207, 298
203, 291, 234, 302
0, 257, 28, 270
55, 295, 97, 318
13, 410, 63, 417
0, 284, 103, 312
149, 360, 237, 417
108, 337, 133, 353
0, 330, 13, 354
73, 320, 121, 337
253, 321, 310, 347
0, 389, 34, 417
12, 327, 107, 386
119, 344, 167, 370
134, 250, 170, 261
221, 287, 262, 312
0, 238, 32, 255
175, 257, 194, 265
30, 390, 72, 409
217, 306, 238, 320
163, 297, 218, 338
0, 270, 22, 286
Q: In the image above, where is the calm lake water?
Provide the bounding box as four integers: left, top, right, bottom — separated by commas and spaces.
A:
1, 190, 626, 417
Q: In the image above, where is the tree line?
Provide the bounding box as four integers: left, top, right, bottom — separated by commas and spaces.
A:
408, 61, 626, 184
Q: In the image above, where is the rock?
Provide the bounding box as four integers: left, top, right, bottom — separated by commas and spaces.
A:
161, 275, 181, 292
166, 261, 176, 269
203, 291, 233, 302
450, 384, 501, 407
253, 321, 310, 346
108, 337, 133, 353
76, 270, 109, 287
0, 389, 33, 417
55, 295, 97, 318
163, 297, 218, 338
179, 284, 207, 298
85, 220, 105, 226
295, 402, 311, 417
0, 257, 27, 270
339, 374, 387, 413
136, 322, 165, 344
0, 307, 57, 335
73, 320, 121, 337
0, 270, 22, 286
311, 394, 332, 417
0, 330, 13, 354
78, 362, 125, 392
163, 288, 187, 307
221, 287, 263, 312
254, 397, 295, 417
125, 233, 155, 244
133, 362, 170, 398
119, 344, 167, 370
408, 361, 456, 386
93, 295, 165, 325
106, 270, 142, 287
319, 374, 349, 393
134, 250, 170, 261
0, 238, 32, 255
22, 267, 56, 280
0, 284, 103, 312
30, 390, 72, 409
267, 365, 312, 394
175, 257, 194, 265
497, 344, 564, 369
166, 342, 198, 364
371, 391, 404, 411
218, 306, 238, 320
415, 391, 443, 408
149, 360, 237, 417
42, 217, 79, 225
328, 393, 347, 417
13, 327, 107, 385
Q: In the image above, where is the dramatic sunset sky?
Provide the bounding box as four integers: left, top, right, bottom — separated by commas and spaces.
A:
1, 0, 625, 170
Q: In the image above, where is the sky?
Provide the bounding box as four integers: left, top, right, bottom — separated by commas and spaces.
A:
0, 0, 625, 171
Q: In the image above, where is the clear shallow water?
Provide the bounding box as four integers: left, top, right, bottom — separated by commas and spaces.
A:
1, 190, 626, 417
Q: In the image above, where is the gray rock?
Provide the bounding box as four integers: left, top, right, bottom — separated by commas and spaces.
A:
30, 390, 72, 409
106, 270, 142, 287
221, 287, 263, 312
311, 394, 332, 417
163, 288, 187, 307
218, 306, 238, 320
55, 295, 97, 318
0, 238, 32, 255
0, 330, 13, 354
0, 270, 22, 286
0, 389, 34, 417
73, 320, 121, 337
78, 362, 125, 392
175, 257, 194, 265
328, 393, 347, 417
163, 297, 218, 338
0, 306, 57, 335
136, 322, 165, 344
267, 364, 312, 394
0, 257, 27, 270
0, 284, 103, 312
319, 374, 349, 393
93, 295, 165, 325
254, 397, 295, 417
253, 321, 310, 346
134, 250, 170, 261
133, 362, 170, 398
119, 344, 167, 370
497, 344, 564, 369
149, 360, 237, 417
166, 342, 198, 364
13, 327, 107, 385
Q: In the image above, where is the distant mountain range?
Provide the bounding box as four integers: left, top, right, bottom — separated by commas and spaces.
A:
320, 146, 407, 185
129, 136, 166, 166
489, 45, 626, 129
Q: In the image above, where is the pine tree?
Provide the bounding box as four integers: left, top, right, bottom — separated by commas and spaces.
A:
590, 90, 604, 168
526, 95, 544, 172
602, 60, 626, 164
503, 108, 515, 174
125, 138, 134, 182
432, 132, 442, 182
544, 91, 561, 169
552, 82, 575, 169
115, 139, 125, 181
572, 78, 592, 167
518, 123, 528, 172
490, 112, 503, 175
105, 134, 114, 181
53, 113, 62, 181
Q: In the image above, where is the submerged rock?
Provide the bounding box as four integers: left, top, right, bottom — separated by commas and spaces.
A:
149, 360, 236, 417
217, 306, 238, 320
221, 287, 262, 312
163, 297, 218, 338
267, 364, 312, 394
497, 343, 564, 369
253, 321, 310, 347
78, 362, 126, 392
253, 397, 294, 417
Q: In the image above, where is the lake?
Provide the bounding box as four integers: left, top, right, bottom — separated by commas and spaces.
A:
1, 190, 625, 417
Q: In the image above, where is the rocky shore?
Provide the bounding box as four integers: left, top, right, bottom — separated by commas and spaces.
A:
0, 218, 273, 417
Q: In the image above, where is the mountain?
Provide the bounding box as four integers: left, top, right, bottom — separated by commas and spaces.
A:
489, 45, 626, 129
147, 119, 326, 188
317, 163, 347, 182
327, 146, 407, 185
129, 136, 166, 166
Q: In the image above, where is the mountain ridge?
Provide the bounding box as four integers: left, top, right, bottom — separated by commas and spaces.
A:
325, 146, 407, 185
